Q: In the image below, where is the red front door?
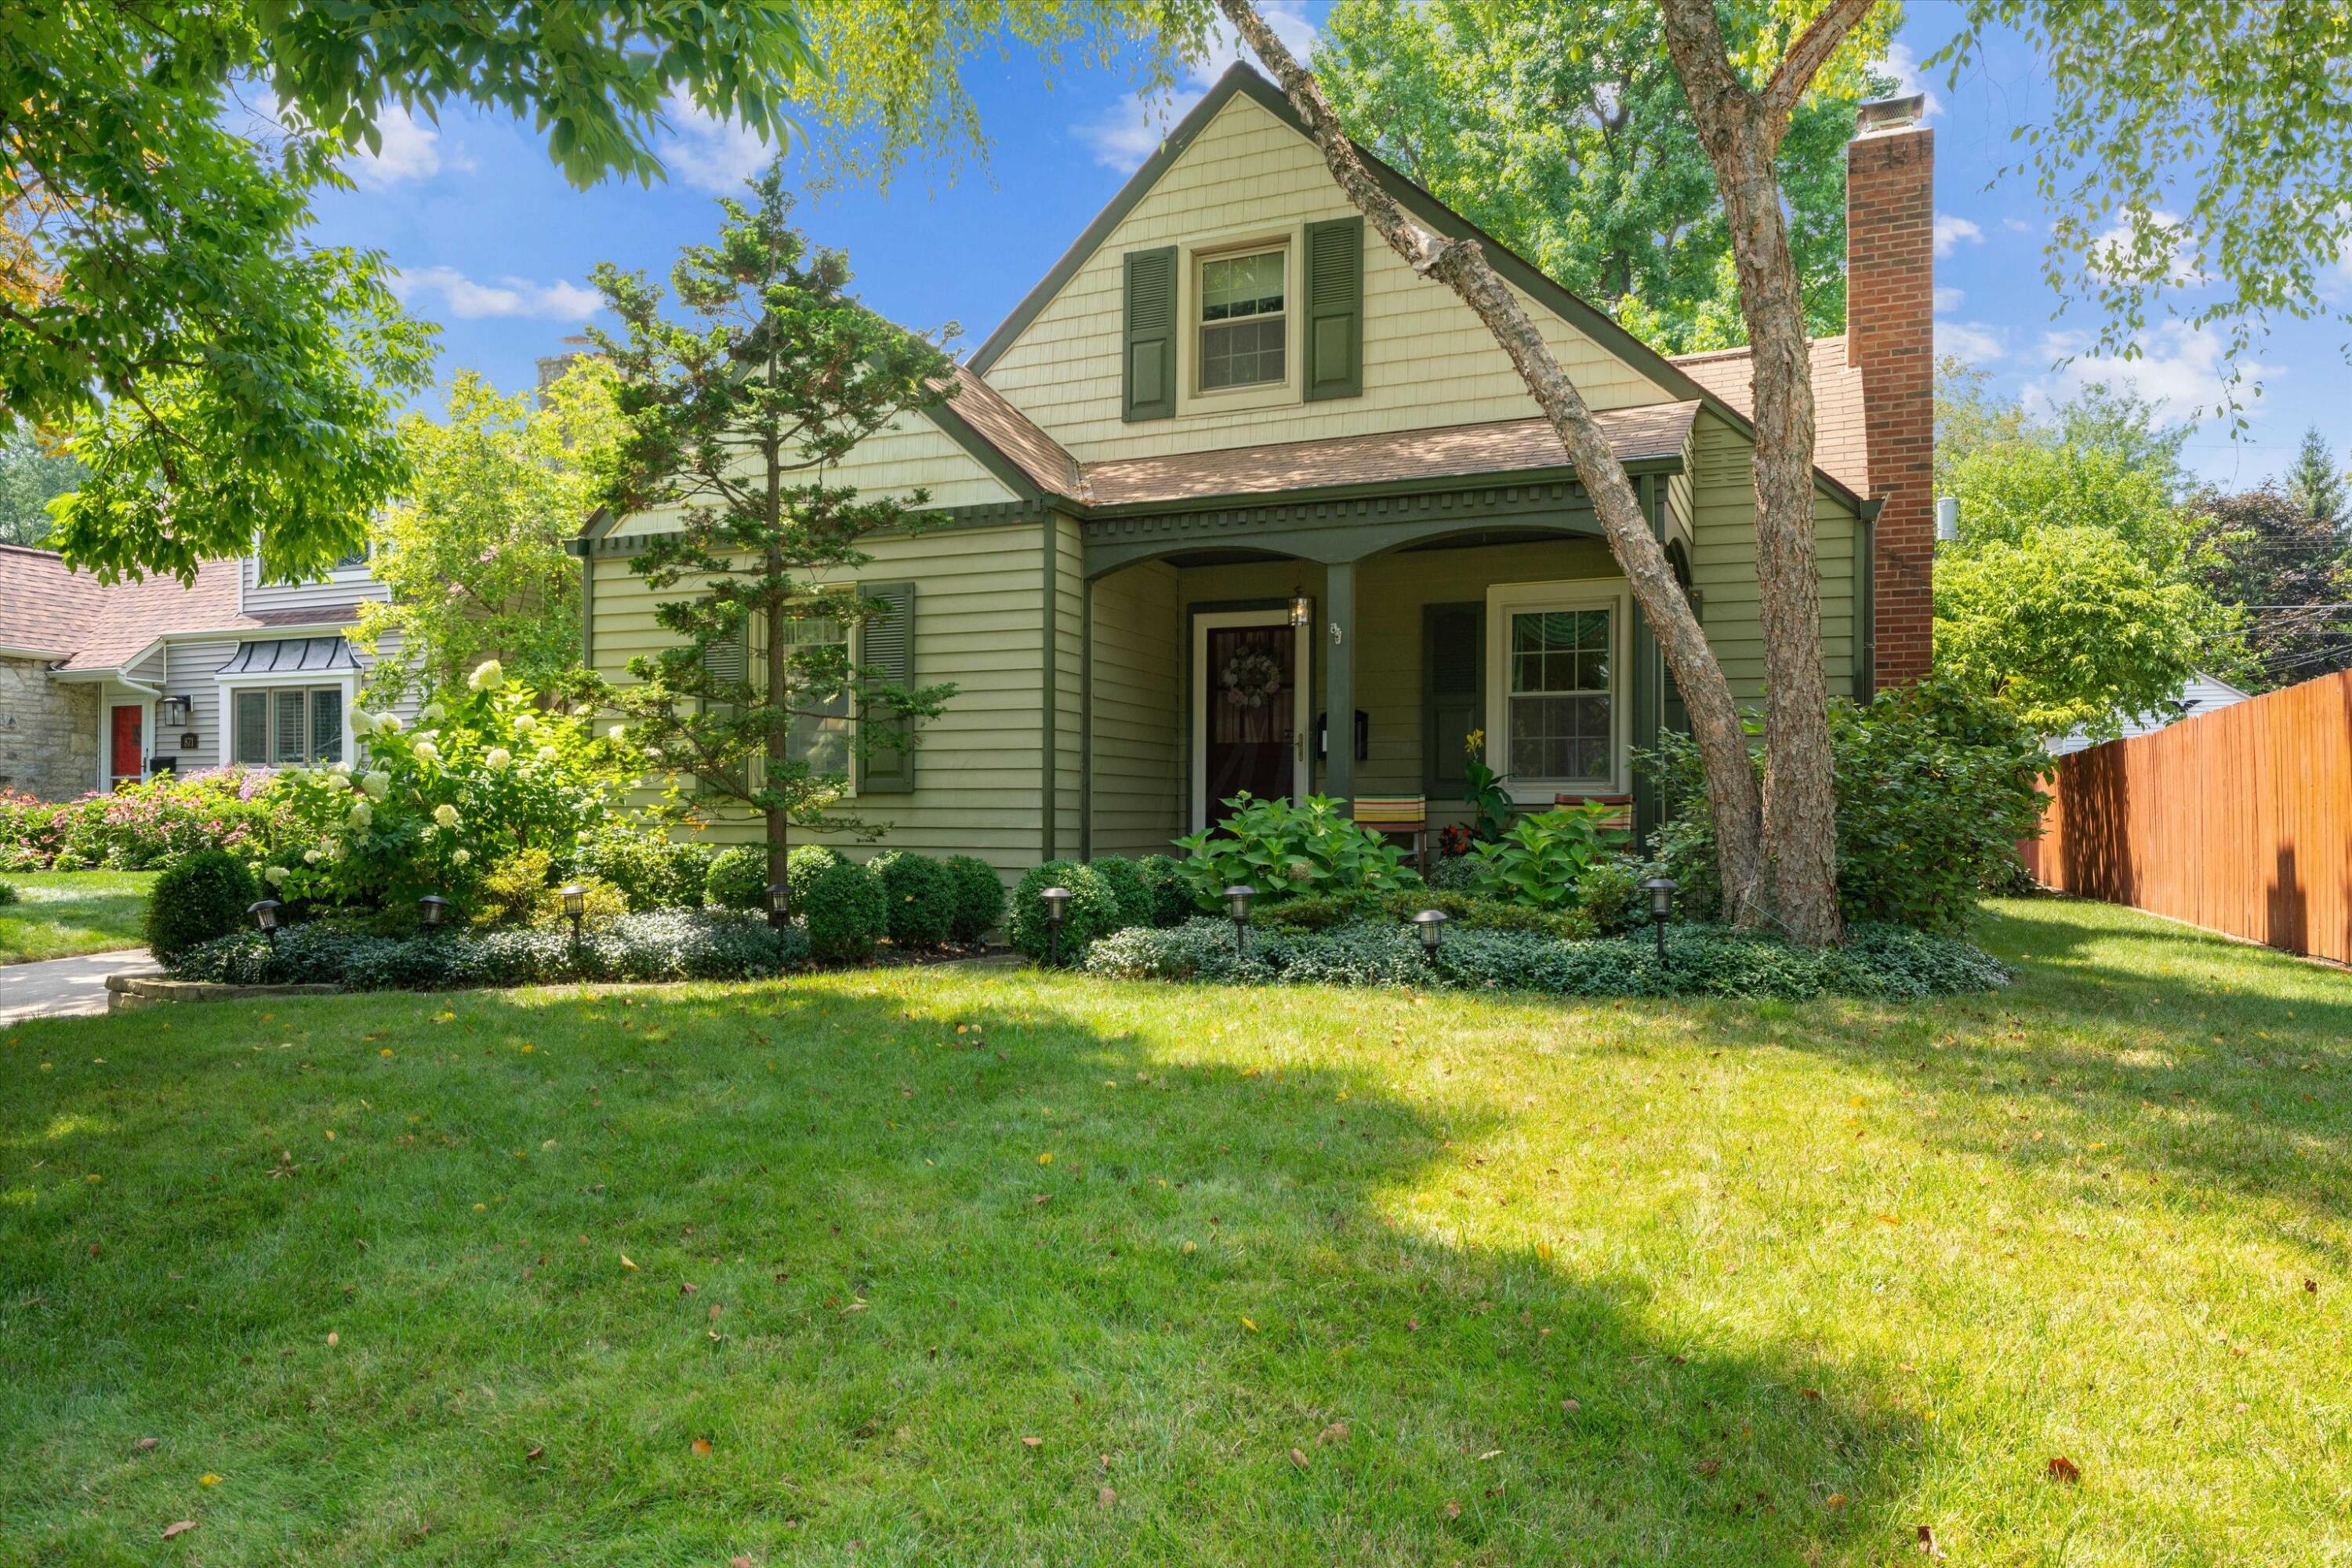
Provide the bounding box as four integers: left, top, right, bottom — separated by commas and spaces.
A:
109, 704, 143, 789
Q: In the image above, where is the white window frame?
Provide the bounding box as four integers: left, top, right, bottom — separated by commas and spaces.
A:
1483, 579, 1630, 802
746, 605, 860, 800
1189, 608, 1312, 833
1174, 223, 1304, 417
218, 669, 358, 769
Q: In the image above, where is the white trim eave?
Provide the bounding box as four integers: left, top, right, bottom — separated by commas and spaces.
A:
0, 643, 76, 661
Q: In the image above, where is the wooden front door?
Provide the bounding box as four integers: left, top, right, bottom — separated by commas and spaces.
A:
1193, 614, 1307, 829
109, 704, 143, 789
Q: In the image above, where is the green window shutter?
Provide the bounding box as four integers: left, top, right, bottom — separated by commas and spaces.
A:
698, 619, 749, 796
1303, 216, 1364, 401
855, 579, 916, 793
1422, 601, 1484, 796
1122, 247, 1178, 423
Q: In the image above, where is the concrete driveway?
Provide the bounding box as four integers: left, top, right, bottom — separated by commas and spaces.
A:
0, 949, 158, 1025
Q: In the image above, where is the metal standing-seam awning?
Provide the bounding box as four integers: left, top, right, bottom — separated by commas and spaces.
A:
215, 637, 358, 676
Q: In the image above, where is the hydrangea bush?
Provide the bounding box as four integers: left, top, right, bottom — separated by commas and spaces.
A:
253, 660, 643, 916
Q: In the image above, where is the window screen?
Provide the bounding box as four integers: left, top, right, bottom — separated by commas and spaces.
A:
1505, 608, 1613, 782
234, 691, 269, 765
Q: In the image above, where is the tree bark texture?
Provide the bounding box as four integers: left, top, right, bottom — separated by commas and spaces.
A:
1211, 0, 1768, 928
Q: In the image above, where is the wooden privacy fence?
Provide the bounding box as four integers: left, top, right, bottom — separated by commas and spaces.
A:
2024, 668, 2352, 964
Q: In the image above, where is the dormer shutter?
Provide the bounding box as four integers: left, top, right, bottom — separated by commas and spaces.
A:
1303, 216, 1364, 401
698, 618, 749, 796
1122, 247, 1178, 423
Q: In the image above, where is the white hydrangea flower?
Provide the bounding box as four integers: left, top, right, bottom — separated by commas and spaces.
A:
608, 724, 626, 744
350, 710, 377, 736
413, 740, 441, 764
434, 804, 459, 828
467, 659, 504, 691
419, 701, 445, 723
512, 713, 538, 735
361, 771, 390, 800
452, 848, 471, 865
303, 848, 321, 865
331, 760, 353, 776
347, 800, 372, 828
264, 866, 288, 884
377, 713, 404, 734
485, 747, 512, 771
535, 745, 557, 761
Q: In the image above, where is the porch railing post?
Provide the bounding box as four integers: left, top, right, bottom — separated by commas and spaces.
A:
1324, 559, 1356, 805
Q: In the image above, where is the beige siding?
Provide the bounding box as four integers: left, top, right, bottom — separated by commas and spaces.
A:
605, 417, 1017, 538
1685, 412, 1861, 702
1051, 512, 1084, 861
1085, 561, 1182, 855
588, 519, 1050, 877
985, 93, 1675, 465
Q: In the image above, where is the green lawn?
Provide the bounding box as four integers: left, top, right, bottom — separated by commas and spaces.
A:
0, 872, 154, 964
2, 897, 2347, 1564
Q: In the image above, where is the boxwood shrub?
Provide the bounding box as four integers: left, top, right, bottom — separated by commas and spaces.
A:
169, 909, 808, 989
1134, 855, 1195, 927
577, 822, 710, 911
1008, 860, 1122, 965
794, 849, 887, 964
870, 851, 955, 947
1087, 855, 1156, 931
705, 845, 769, 911
1085, 917, 2008, 1000
143, 849, 259, 963
942, 855, 1006, 945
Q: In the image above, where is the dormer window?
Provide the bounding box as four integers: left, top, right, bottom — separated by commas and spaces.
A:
1198, 246, 1287, 391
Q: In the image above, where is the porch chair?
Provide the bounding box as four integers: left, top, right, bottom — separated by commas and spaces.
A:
1352, 795, 1431, 873
1554, 794, 1635, 837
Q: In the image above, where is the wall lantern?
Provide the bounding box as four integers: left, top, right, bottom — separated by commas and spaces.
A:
1223, 884, 1255, 956
1640, 877, 1678, 963
1412, 907, 1449, 962
1040, 885, 1073, 967
160, 695, 193, 728
1288, 593, 1312, 629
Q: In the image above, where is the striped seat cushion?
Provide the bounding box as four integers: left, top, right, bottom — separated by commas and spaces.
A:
1352, 795, 1428, 829
1553, 793, 1634, 831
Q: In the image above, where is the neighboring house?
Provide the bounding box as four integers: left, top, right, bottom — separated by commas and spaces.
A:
0, 544, 414, 799
2045, 673, 2252, 757
578, 67, 1940, 880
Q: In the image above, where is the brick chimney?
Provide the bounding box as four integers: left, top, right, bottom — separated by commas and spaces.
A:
1846, 94, 1935, 690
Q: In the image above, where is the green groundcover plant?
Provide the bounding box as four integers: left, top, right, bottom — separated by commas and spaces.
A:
1087, 917, 2009, 1000
1171, 793, 1422, 909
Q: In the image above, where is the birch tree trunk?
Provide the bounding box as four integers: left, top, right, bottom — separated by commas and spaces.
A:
1655, 0, 1881, 946
1209, 0, 1769, 930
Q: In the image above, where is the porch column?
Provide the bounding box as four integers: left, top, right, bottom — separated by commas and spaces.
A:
1324, 559, 1356, 804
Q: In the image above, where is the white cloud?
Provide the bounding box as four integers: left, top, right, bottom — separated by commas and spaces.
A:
1933, 213, 1984, 259
655, 89, 778, 194
1071, 2, 1321, 172
392, 266, 603, 322
2026, 321, 2262, 426
2085, 210, 2204, 286
1880, 42, 1944, 119
1936, 320, 2005, 366
1933, 286, 1965, 314
347, 103, 470, 189
2002, 217, 2036, 234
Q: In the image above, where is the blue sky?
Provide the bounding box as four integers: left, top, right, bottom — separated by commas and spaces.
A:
302, 1, 2352, 492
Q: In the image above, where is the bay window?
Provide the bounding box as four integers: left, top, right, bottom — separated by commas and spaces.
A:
232, 686, 344, 767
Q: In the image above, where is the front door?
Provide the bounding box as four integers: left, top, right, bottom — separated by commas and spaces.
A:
109, 704, 143, 790
1192, 611, 1310, 830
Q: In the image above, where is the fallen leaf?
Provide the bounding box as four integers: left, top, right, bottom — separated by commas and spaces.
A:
198, 1474, 221, 1487
134, 1437, 158, 1452
1290, 1447, 1309, 1469
680, 1282, 698, 1294
525, 1446, 545, 1461
1443, 1500, 1462, 1520
162, 1520, 198, 1540
1824, 1492, 1847, 1509
709, 1304, 723, 1322
1241, 1317, 1259, 1334
620, 1254, 639, 1271
325, 1331, 339, 1347
2045, 1454, 2081, 1483
1560, 1398, 1581, 1414
690, 1437, 713, 1456
732, 1557, 755, 1568
1800, 1388, 1823, 1402
1037, 1152, 1054, 1166
1695, 1459, 1722, 1476
1317, 1421, 1350, 1446
2306, 1279, 2320, 1295
1915, 1523, 1942, 1557
1098, 1486, 1117, 1508
1021, 1436, 1043, 1450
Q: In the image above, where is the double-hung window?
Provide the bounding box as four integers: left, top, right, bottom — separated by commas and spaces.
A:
1197, 246, 1287, 391
778, 617, 853, 776
1486, 583, 1624, 797
232, 687, 343, 767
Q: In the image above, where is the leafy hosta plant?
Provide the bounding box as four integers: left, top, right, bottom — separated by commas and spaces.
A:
1171, 793, 1421, 909
1465, 804, 1629, 912
256, 660, 642, 919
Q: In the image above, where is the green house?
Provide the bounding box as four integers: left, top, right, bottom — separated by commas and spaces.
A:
576, 67, 1939, 880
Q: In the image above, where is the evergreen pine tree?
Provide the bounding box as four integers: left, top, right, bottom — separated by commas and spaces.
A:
2283, 424, 2347, 531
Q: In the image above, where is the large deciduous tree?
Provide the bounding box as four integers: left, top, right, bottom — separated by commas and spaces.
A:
351, 365, 624, 705
592, 167, 958, 914
2191, 485, 2352, 691
1312, 0, 1887, 353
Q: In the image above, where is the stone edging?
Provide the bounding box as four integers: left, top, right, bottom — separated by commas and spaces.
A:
107, 975, 342, 1012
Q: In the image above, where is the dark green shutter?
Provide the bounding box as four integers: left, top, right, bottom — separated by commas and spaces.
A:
1122, 247, 1177, 422
855, 579, 916, 793
1303, 216, 1364, 401
699, 619, 749, 795
1422, 601, 1483, 796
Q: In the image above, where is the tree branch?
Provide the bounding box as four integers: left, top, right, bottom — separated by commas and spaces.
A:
1762, 0, 1883, 129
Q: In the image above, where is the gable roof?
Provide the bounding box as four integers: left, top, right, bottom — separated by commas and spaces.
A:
0, 545, 103, 657
963, 65, 1863, 513
1672, 337, 1870, 495
0, 551, 360, 675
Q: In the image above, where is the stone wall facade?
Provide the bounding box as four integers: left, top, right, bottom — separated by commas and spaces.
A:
0, 656, 97, 800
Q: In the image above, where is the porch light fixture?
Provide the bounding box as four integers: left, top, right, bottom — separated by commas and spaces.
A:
1040, 886, 1073, 967
1641, 877, 1677, 963
419, 893, 450, 931
1288, 593, 1312, 629
248, 898, 282, 947
160, 695, 192, 728
559, 884, 586, 949
1223, 884, 1255, 956
1412, 908, 1448, 961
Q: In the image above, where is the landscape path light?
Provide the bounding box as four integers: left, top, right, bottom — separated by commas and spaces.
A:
248, 899, 282, 949
1224, 884, 1256, 956
1040, 886, 1073, 967
419, 894, 450, 933
1412, 908, 1448, 964
560, 884, 586, 949
1641, 877, 1678, 964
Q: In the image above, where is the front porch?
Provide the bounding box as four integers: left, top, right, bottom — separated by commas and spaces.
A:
1073, 477, 1689, 858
